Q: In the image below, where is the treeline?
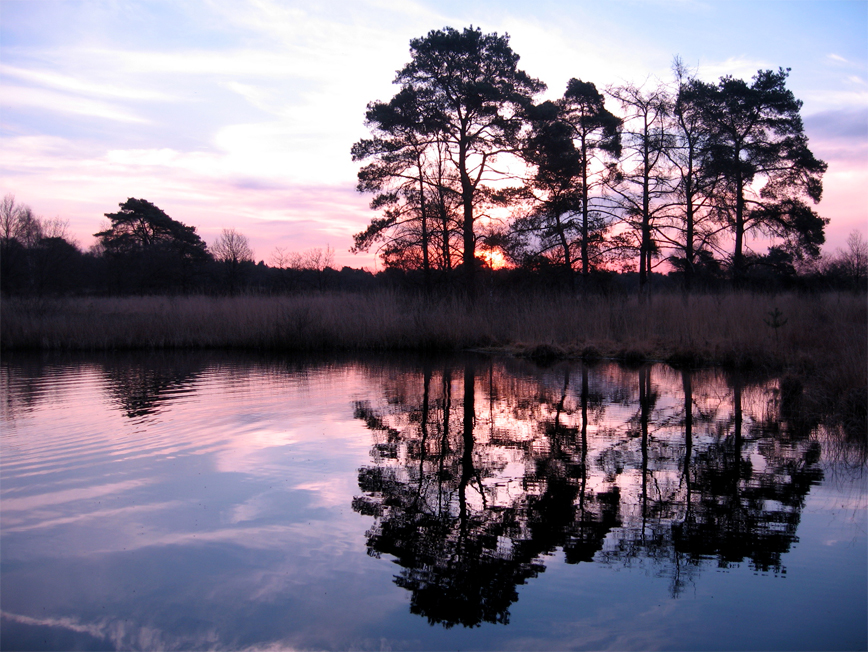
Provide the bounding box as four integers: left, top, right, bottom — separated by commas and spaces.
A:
0, 192, 865, 298
0, 196, 377, 296
350, 26, 864, 293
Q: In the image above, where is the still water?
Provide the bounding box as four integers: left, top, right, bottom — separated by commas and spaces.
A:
1, 352, 865, 651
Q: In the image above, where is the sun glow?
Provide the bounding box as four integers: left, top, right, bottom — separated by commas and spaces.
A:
479, 249, 510, 270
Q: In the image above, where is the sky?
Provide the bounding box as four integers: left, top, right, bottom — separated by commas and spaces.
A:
1, 0, 866, 270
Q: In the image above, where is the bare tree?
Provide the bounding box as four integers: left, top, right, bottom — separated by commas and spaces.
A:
829, 230, 868, 289
270, 246, 291, 270
0, 194, 41, 247
658, 59, 724, 290
607, 81, 672, 295
213, 228, 253, 294
213, 228, 253, 265
270, 245, 334, 271
41, 216, 71, 241
0, 194, 20, 245
304, 245, 334, 272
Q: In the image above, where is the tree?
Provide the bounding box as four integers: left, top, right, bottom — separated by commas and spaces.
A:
95, 198, 210, 292
659, 60, 723, 290
355, 26, 544, 293
825, 230, 868, 290
0, 194, 80, 295
607, 82, 671, 293
351, 88, 462, 285
1, 194, 32, 294
212, 228, 254, 295
697, 68, 827, 283
212, 228, 253, 265
840, 230, 868, 288
352, 89, 431, 275
557, 79, 622, 278
513, 100, 585, 281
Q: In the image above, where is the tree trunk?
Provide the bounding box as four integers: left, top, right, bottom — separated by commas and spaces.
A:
733, 170, 745, 286
459, 362, 475, 532
417, 156, 431, 292
458, 136, 476, 298
555, 214, 574, 291
580, 137, 590, 281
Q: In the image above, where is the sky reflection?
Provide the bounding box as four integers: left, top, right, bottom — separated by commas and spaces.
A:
1, 352, 864, 651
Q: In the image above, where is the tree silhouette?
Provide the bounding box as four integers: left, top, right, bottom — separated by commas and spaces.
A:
355, 26, 544, 292
212, 228, 254, 295
558, 79, 622, 279
509, 100, 585, 282
696, 69, 827, 283
660, 61, 723, 290
95, 198, 210, 292
607, 82, 671, 294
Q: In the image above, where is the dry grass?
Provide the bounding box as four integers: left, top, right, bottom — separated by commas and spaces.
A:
0, 291, 863, 362
2, 289, 865, 433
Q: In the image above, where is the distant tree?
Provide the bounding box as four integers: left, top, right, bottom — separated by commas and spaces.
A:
840, 231, 868, 288
356, 26, 544, 293
696, 68, 827, 283
824, 230, 868, 290
268, 245, 336, 292
0, 195, 80, 295
0, 194, 20, 247
303, 245, 335, 272
212, 228, 253, 265
212, 228, 254, 295
1, 194, 31, 294
95, 198, 210, 292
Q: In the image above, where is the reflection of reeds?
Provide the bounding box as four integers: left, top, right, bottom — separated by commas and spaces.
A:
2, 291, 865, 429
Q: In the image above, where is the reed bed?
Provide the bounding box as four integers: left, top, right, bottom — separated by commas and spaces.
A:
1, 291, 863, 363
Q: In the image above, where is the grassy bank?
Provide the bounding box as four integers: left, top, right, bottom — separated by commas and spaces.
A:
2, 291, 865, 429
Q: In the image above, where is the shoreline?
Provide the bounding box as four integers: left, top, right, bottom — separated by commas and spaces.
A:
2, 291, 864, 431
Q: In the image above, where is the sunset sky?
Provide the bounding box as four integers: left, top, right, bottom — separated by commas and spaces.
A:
1, 0, 865, 269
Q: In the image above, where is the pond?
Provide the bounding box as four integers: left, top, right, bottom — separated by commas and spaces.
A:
1, 352, 865, 651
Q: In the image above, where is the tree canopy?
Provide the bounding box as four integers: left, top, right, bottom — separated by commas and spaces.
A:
694, 68, 828, 280
96, 198, 209, 260
353, 26, 545, 291
95, 198, 210, 292
352, 31, 831, 292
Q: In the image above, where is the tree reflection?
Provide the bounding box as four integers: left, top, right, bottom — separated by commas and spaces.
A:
99, 352, 208, 420
671, 376, 824, 574
0, 351, 209, 423
353, 359, 825, 627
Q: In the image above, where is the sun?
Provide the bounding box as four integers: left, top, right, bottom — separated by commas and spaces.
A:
478, 249, 510, 270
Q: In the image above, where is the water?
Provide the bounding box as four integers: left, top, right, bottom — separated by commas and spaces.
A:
1, 352, 865, 651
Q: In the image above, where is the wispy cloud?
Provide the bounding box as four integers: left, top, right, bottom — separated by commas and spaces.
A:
1, 85, 150, 123
805, 108, 868, 143
696, 56, 772, 82
0, 63, 175, 101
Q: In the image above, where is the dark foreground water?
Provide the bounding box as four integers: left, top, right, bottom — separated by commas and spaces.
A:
1, 352, 865, 651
